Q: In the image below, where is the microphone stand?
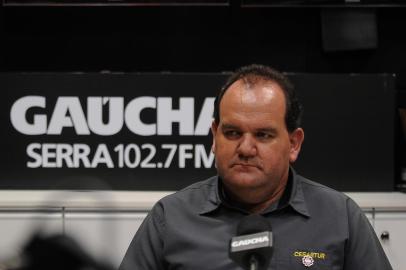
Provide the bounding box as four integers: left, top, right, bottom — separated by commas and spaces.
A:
249, 255, 259, 270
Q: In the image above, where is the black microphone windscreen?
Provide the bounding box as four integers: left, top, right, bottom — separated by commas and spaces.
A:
237, 214, 272, 235
230, 214, 273, 270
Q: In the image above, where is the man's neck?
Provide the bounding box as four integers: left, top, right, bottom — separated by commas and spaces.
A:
222, 181, 288, 214
219, 169, 293, 214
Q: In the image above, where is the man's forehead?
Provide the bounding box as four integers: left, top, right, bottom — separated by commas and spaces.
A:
223, 79, 284, 103
220, 80, 286, 113
217, 78, 287, 131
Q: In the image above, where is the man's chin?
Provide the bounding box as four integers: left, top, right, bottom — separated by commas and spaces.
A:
222, 174, 264, 189
232, 164, 259, 172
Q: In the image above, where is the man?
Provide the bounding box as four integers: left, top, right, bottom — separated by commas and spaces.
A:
119, 64, 392, 270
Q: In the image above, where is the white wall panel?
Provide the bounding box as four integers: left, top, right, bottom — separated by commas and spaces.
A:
374, 212, 406, 270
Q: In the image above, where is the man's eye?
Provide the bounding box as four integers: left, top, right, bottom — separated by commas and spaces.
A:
256, 132, 272, 140
224, 130, 241, 139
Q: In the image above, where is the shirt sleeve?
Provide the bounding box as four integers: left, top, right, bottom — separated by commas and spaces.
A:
343, 197, 393, 270
119, 201, 167, 270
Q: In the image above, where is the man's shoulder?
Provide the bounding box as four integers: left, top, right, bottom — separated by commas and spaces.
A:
297, 174, 351, 205
179, 175, 218, 192
158, 176, 218, 207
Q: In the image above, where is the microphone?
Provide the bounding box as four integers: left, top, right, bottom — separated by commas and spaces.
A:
229, 214, 273, 270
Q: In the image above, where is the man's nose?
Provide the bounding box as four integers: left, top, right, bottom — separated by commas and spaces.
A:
236, 134, 257, 158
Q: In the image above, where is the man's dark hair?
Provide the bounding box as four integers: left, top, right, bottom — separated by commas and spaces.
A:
213, 64, 303, 133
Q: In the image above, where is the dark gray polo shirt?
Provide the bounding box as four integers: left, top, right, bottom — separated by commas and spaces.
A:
119, 170, 392, 270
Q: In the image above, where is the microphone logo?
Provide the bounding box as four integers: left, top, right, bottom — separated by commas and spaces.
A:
230, 233, 271, 250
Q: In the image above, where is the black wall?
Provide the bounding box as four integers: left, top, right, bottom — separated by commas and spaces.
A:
0, 5, 406, 77
1, 4, 405, 190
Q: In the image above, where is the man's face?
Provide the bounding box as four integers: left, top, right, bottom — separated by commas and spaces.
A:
211, 79, 303, 205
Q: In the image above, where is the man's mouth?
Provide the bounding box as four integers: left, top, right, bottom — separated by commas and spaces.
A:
232, 163, 258, 168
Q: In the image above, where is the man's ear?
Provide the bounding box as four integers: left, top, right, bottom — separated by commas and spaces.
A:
289, 128, 304, 163
211, 120, 219, 153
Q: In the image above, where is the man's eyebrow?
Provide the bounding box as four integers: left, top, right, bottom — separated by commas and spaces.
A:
220, 123, 239, 129
256, 127, 278, 133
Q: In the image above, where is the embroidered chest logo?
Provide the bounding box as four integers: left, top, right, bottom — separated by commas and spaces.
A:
293, 251, 326, 267
302, 255, 314, 267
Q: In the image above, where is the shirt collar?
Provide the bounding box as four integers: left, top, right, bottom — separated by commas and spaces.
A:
286, 168, 311, 217
198, 168, 310, 217
198, 176, 222, 215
